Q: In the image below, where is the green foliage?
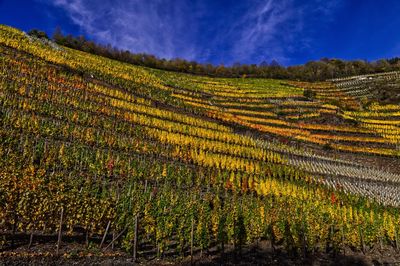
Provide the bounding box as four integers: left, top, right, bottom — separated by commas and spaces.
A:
303, 89, 316, 100
48, 26, 400, 81
28, 29, 49, 40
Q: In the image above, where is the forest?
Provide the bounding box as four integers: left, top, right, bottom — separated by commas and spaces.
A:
29, 28, 400, 81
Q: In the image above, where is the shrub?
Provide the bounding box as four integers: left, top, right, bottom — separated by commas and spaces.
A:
303, 89, 316, 100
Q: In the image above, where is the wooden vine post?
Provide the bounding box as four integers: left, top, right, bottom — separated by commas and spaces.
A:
11, 206, 18, 249
99, 220, 111, 249
133, 214, 139, 261
103, 227, 127, 251
28, 229, 34, 249
190, 217, 194, 266
340, 225, 345, 256
56, 207, 64, 255
301, 218, 307, 257
358, 225, 365, 254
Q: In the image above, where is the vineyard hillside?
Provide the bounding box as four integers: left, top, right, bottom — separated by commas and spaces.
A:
1, 25, 400, 265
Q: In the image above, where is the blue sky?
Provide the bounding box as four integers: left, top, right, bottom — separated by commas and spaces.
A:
1, 0, 400, 66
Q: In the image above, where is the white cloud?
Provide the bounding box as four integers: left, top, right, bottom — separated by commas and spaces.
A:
48, 0, 202, 60
227, 0, 342, 65
44, 0, 342, 65
228, 0, 297, 64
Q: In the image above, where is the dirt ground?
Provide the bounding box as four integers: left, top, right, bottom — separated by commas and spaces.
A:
1, 238, 400, 266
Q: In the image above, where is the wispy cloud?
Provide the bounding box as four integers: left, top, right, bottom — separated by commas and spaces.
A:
225, 0, 342, 65
227, 0, 298, 64
48, 0, 203, 60
44, 0, 342, 65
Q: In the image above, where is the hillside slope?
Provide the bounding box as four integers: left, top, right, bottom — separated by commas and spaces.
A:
0, 25, 400, 264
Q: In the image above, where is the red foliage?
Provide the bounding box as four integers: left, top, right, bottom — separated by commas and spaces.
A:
107, 158, 114, 173
331, 192, 337, 204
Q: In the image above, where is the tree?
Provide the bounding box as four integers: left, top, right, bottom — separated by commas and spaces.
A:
28, 29, 49, 40
259, 60, 269, 67
48, 26, 400, 81
52, 26, 64, 44
375, 59, 390, 72
270, 60, 281, 67
303, 89, 316, 100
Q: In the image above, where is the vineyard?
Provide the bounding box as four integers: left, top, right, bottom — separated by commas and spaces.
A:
0, 24, 400, 264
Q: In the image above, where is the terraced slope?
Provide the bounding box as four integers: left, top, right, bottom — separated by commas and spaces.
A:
0, 25, 399, 259
330, 71, 400, 103
154, 69, 400, 205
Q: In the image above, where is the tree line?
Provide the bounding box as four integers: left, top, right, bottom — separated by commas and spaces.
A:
29, 28, 400, 81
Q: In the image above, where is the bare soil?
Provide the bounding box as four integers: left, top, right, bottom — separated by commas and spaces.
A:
1, 237, 400, 266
